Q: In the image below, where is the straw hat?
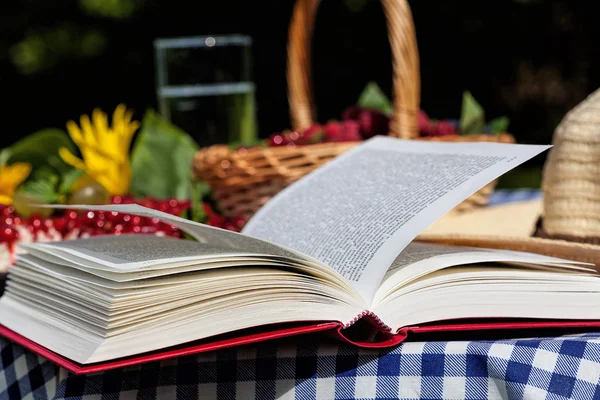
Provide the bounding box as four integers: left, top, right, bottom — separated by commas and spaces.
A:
539, 88, 600, 241
419, 198, 600, 265
419, 88, 600, 266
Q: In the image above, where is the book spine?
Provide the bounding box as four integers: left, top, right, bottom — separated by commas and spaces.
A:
344, 310, 392, 332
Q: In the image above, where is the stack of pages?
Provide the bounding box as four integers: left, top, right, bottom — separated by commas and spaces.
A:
2, 137, 600, 373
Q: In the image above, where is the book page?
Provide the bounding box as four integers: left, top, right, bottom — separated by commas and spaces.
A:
52, 204, 315, 264
36, 204, 364, 304
242, 136, 550, 303
373, 241, 594, 306
385, 242, 591, 276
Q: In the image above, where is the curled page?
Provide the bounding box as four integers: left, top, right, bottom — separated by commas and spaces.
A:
44, 204, 313, 263
243, 136, 551, 303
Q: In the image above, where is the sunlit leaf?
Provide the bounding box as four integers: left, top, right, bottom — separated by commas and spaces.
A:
460, 91, 486, 135
7, 129, 75, 173
487, 117, 510, 134
58, 169, 85, 194
130, 110, 200, 200
357, 81, 393, 115
189, 180, 210, 223
18, 179, 61, 204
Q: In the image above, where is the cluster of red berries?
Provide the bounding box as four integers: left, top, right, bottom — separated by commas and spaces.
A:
267, 120, 361, 147
268, 106, 391, 147
0, 197, 245, 250
0, 196, 192, 247
267, 106, 460, 146
203, 203, 245, 232
418, 110, 458, 137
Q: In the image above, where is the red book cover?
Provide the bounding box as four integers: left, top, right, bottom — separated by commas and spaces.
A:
3, 318, 600, 375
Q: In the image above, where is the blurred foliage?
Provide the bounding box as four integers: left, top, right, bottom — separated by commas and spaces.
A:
10, 24, 106, 75
357, 81, 393, 115
78, 0, 141, 19
1, 0, 600, 192
4, 129, 75, 175
130, 110, 200, 200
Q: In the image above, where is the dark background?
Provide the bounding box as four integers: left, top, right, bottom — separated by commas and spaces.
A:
1, 0, 599, 180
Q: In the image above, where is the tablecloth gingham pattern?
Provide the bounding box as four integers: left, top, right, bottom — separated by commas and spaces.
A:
3, 332, 600, 399
5, 188, 598, 400
488, 189, 542, 206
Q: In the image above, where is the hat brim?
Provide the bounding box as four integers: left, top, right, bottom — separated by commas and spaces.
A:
418, 199, 600, 267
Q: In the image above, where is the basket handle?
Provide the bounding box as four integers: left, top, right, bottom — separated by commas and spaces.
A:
287, 0, 421, 139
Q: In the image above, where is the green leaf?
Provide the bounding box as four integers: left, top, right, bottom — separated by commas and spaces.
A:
459, 91, 486, 135
228, 91, 258, 145
487, 117, 510, 134
18, 179, 61, 203
6, 129, 76, 173
130, 110, 200, 200
190, 180, 210, 223
58, 169, 85, 194
308, 131, 324, 144
0, 149, 11, 165
357, 81, 393, 115
30, 166, 60, 184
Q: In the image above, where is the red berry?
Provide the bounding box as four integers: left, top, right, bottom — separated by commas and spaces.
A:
2, 206, 15, 217
203, 203, 214, 215
268, 134, 286, 146
107, 211, 121, 222
208, 214, 225, 227
298, 124, 324, 145
357, 109, 390, 139
341, 106, 362, 121
232, 216, 246, 229
141, 226, 157, 234
30, 217, 43, 232
53, 217, 68, 234
324, 121, 343, 142
340, 120, 362, 142
418, 110, 430, 134
223, 222, 237, 231
0, 224, 18, 243
436, 121, 457, 136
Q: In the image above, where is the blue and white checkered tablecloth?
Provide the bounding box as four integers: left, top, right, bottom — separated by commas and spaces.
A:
2, 332, 600, 399
5, 188, 600, 399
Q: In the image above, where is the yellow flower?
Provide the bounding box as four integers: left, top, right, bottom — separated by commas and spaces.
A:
0, 163, 32, 205
59, 104, 139, 195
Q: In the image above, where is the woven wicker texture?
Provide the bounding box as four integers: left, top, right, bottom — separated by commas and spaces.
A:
194, 134, 513, 218
542, 88, 600, 238
287, 0, 420, 139
193, 0, 515, 219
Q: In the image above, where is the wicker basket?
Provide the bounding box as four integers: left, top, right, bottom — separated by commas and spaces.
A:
193, 0, 515, 219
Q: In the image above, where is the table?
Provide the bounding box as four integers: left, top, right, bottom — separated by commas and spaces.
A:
4, 189, 600, 399
3, 332, 600, 399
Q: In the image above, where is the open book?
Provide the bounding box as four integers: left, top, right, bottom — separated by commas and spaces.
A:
2, 136, 600, 374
